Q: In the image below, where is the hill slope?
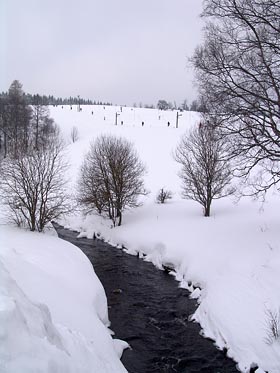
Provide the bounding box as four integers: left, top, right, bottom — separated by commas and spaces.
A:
52, 104, 280, 373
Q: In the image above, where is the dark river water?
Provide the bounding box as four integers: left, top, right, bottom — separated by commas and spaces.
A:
54, 224, 240, 373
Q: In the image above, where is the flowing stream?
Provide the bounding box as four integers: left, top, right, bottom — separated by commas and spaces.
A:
54, 223, 239, 373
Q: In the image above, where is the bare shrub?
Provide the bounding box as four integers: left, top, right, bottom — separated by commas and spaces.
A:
78, 134, 146, 226
156, 188, 172, 204
265, 308, 280, 345
0, 139, 70, 231
175, 121, 233, 216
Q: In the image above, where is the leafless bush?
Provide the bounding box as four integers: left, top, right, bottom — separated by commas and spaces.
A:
78, 134, 146, 226
265, 308, 280, 345
70, 126, 79, 143
0, 138, 70, 231
175, 121, 233, 216
156, 188, 172, 204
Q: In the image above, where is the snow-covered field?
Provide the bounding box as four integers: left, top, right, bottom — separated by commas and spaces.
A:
1, 104, 280, 373
52, 104, 280, 373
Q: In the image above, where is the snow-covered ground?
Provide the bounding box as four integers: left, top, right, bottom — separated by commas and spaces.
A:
50, 104, 280, 373
0, 220, 128, 372
2, 104, 280, 373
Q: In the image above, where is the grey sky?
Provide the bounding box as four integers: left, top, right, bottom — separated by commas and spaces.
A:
1, 0, 204, 106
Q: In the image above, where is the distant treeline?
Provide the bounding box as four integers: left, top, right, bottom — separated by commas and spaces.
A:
0, 91, 112, 107
0, 80, 116, 158
132, 99, 206, 112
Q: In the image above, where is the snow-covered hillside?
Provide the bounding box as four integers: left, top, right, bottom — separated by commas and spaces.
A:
51, 104, 280, 373
52, 105, 199, 194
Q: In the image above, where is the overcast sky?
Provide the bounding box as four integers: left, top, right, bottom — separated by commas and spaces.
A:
1, 0, 204, 106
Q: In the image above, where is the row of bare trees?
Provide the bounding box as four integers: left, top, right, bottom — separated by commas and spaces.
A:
0, 119, 235, 230
77, 127, 233, 220
0, 79, 234, 227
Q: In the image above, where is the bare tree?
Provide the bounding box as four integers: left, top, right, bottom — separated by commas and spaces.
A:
78, 135, 146, 226
157, 100, 169, 111
175, 122, 233, 216
156, 188, 172, 204
31, 101, 51, 150
70, 126, 79, 143
0, 138, 70, 231
192, 0, 280, 195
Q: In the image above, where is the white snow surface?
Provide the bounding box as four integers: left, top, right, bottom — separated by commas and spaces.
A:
0, 223, 128, 373
51, 104, 280, 373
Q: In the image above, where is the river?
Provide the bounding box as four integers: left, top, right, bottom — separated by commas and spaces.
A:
54, 223, 239, 373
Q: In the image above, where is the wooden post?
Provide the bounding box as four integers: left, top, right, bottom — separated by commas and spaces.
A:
77, 95, 81, 112
115, 112, 120, 125
176, 111, 182, 128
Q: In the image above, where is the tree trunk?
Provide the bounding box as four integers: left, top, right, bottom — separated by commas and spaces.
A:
204, 203, 211, 217
4, 132, 7, 157
30, 213, 36, 231
117, 211, 122, 226
35, 109, 39, 150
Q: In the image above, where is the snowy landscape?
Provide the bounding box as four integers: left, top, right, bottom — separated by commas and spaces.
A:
55, 105, 280, 373
1, 103, 280, 372
2, 0, 280, 372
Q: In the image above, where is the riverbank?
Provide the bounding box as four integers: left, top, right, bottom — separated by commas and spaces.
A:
60, 193, 280, 373
0, 224, 127, 373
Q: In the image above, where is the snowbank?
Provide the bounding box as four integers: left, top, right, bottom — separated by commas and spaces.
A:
63, 197, 280, 372
0, 225, 127, 373
52, 104, 280, 373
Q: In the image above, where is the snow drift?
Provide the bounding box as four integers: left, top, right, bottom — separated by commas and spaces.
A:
0, 225, 127, 373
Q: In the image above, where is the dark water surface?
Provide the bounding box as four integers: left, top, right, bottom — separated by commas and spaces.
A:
54, 224, 239, 373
